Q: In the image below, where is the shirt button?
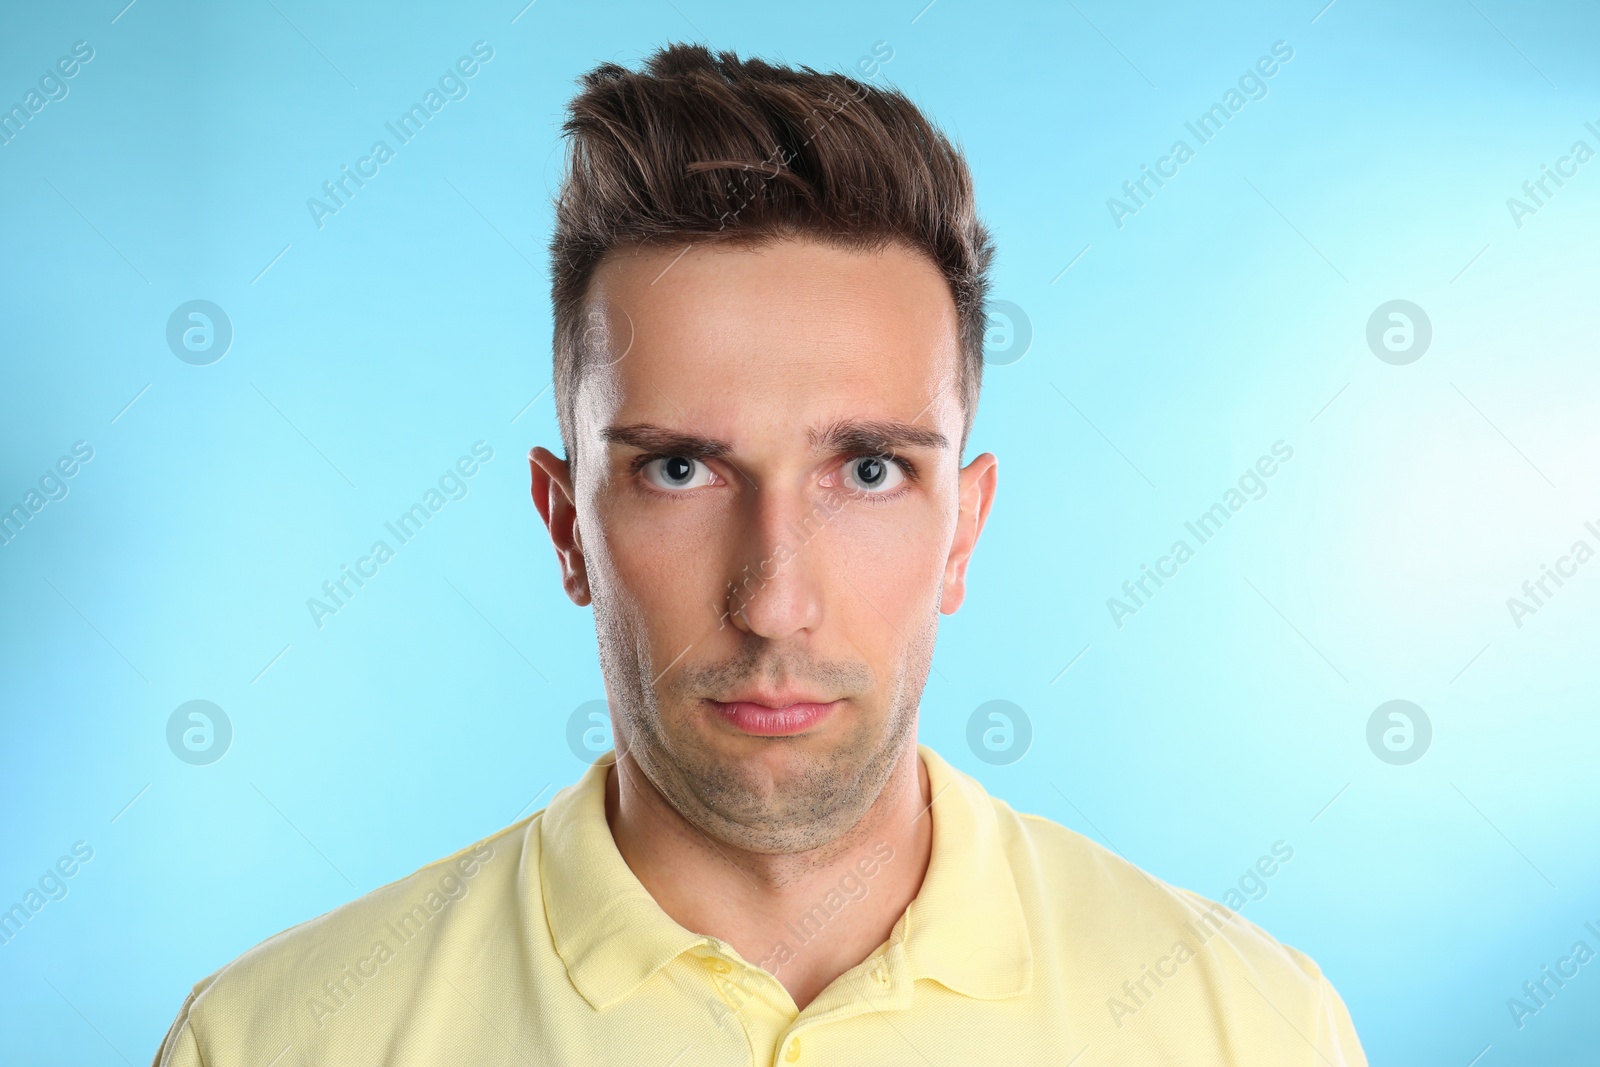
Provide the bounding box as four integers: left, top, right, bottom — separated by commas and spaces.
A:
784, 1037, 801, 1062
872, 966, 890, 989
703, 956, 732, 974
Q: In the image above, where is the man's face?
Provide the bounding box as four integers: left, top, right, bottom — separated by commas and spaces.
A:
533, 237, 996, 856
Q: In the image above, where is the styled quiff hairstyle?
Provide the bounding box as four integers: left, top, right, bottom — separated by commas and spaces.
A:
548, 43, 995, 463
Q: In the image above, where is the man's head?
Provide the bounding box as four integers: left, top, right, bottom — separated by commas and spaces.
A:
531, 43, 999, 857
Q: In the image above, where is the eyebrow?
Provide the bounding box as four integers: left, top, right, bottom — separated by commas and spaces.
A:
810, 419, 949, 455
600, 419, 949, 459
601, 423, 733, 460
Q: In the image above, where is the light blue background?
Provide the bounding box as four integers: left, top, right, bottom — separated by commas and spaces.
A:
3, 1, 1597, 1063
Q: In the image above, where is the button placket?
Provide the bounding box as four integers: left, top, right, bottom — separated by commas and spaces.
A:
702, 952, 768, 1031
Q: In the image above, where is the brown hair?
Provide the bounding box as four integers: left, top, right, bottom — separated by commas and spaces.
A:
548, 42, 995, 462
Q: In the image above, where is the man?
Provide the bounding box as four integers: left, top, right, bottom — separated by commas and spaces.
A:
154, 43, 1366, 1066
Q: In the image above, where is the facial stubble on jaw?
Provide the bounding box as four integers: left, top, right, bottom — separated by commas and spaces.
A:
592, 593, 939, 860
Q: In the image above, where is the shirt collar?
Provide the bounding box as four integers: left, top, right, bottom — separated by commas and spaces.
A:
899, 744, 1034, 1000
538, 754, 707, 1012
538, 743, 1033, 1012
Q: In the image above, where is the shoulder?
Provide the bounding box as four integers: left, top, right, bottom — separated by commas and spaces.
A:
157, 814, 542, 1062
1001, 801, 1319, 979
992, 798, 1364, 1062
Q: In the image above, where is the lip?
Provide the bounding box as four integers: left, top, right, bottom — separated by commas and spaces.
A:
709, 697, 840, 737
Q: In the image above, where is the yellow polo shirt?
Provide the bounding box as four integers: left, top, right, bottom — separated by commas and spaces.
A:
152, 744, 1366, 1066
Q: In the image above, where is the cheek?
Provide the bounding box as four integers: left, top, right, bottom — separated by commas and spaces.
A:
826, 502, 950, 618
592, 497, 725, 634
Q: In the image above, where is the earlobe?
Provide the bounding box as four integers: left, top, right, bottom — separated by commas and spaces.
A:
940, 452, 998, 615
528, 446, 592, 607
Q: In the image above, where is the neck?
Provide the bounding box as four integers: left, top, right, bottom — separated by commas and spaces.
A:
604, 738, 933, 1011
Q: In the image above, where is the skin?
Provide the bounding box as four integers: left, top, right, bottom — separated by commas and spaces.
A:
529, 236, 997, 1012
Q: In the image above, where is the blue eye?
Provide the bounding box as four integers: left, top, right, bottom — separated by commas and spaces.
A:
643, 456, 714, 491
844, 455, 905, 494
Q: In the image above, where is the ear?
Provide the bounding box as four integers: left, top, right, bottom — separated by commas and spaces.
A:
941, 452, 997, 615
529, 446, 591, 607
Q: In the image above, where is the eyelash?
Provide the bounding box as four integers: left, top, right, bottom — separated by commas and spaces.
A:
628, 453, 917, 502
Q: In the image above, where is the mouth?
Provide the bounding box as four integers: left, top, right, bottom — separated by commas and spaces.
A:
707, 695, 841, 737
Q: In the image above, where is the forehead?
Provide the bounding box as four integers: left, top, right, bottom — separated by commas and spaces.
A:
574, 238, 963, 450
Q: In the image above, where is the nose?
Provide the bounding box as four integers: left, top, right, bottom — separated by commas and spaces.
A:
723, 484, 827, 639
